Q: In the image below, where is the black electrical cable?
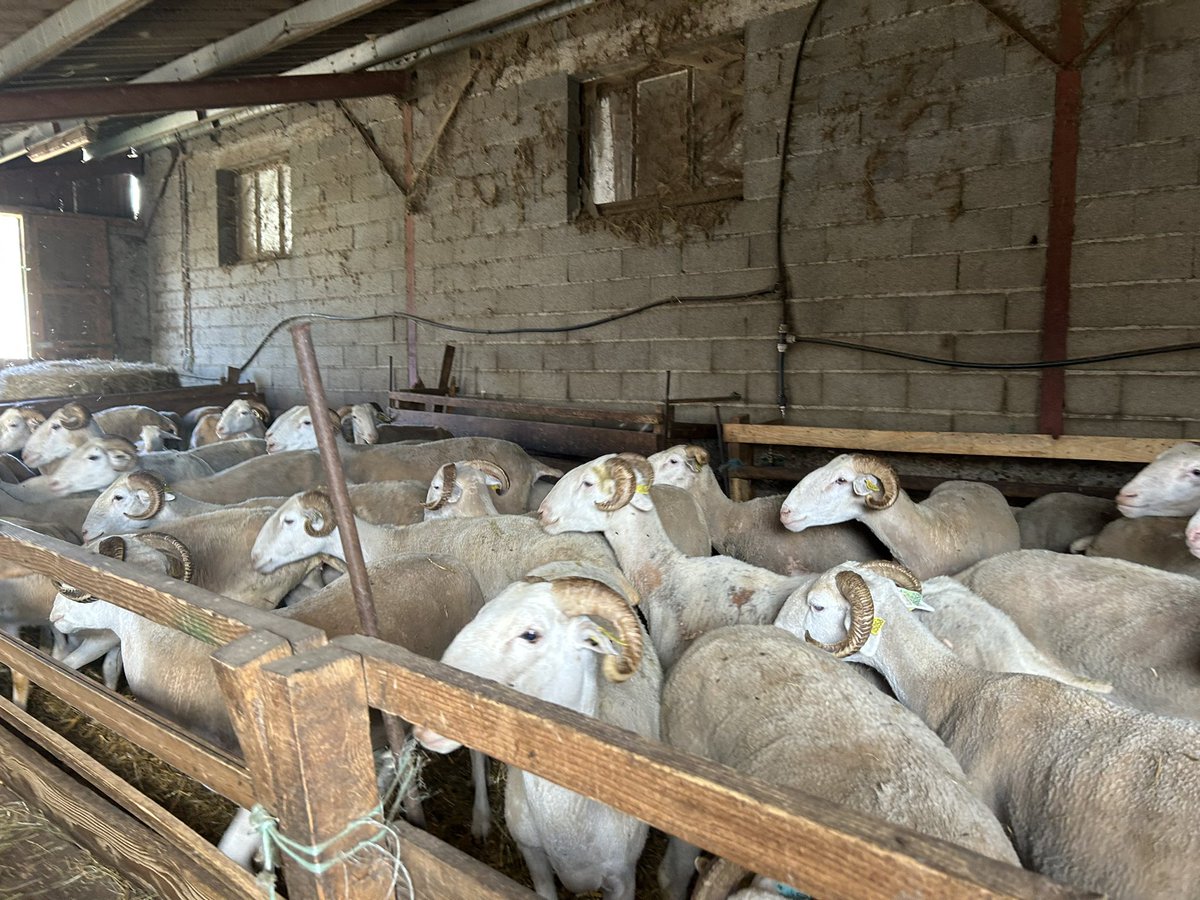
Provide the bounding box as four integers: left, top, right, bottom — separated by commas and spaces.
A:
235, 287, 779, 373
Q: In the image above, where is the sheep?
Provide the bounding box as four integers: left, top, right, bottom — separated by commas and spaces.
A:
802, 560, 1200, 898
954, 549, 1200, 719
82, 471, 431, 541
648, 444, 882, 572
657, 625, 1018, 900
774, 570, 1110, 692
170, 437, 559, 514
1073, 514, 1200, 577
187, 412, 222, 448
0, 407, 46, 455
0, 493, 98, 536
186, 438, 267, 472
213, 399, 271, 442
22, 403, 177, 471
780, 453, 1020, 579
421, 459, 510, 520
337, 402, 390, 444
1014, 492, 1119, 552
538, 454, 814, 668
252, 489, 625, 601
0, 452, 36, 483
135, 424, 183, 453
264, 405, 344, 453
415, 562, 660, 900
1188, 508, 1200, 558
1115, 441, 1200, 518
45, 436, 215, 495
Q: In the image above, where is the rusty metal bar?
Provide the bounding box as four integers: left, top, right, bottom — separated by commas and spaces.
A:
0, 70, 412, 127
403, 101, 419, 389
1068, 0, 1140, 69
972, 0, 1062, 67
1037, 0, 1084, 436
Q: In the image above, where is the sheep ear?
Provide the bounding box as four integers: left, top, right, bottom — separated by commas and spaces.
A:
574, 618, 620, 657
852, 474, 882, 498
133, 488, 152, 508
630, 483, 654, 512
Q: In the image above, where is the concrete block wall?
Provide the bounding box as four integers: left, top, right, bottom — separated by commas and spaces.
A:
124, 0, 1200, 437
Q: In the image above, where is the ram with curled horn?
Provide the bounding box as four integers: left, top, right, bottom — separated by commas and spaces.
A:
538, 451, 815, 668
421, 459, 513, 519
779, 451, 1020, 579
414, 560, 661, 899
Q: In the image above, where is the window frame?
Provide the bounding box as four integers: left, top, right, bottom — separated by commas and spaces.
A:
217, 159, 292, 266
576, 35, 745, 217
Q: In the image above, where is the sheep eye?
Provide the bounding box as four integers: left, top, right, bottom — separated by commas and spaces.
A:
835, 477, 848, 485
1190, 468, 1200, 478
87, 454, 99, 461
811, 604, 825, 612
283, 517, 295, 526
51, 424, 61, 430
583, 479, 596, 488
113, 494, 125, 502
519, 629, 540, 643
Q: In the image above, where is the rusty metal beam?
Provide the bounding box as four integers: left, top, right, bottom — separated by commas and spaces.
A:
0, 70, 412, 127
1037, 0, 1085, 437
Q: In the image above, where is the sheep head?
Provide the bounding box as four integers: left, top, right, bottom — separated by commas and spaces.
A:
779, 453, 900, 532
23, 402, 103, 469
648, 444, 709, 489
538, 453, 655, 534
415, 562, 647, 755
46, 436, 139, 495
1115, 442, 1200, 518
251, 490, 340, 574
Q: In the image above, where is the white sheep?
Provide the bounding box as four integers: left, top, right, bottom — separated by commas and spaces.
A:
1115, 441, 1200, 517
44, 436, 215, 495
421, 459, 510, 520
415, 562, 660, 900
658, 625, 1018, 899
780, 453, 1020, 578
649, 444, 882, 572
0, 407, 46, 455
264, 405, 344, 453
22, 403, 177, 472
1014, 492, 1118, 552
1073, 514, 1200, 578
252, 488, 626, 600
802, 560, 1200, 898
1188, 508, 1200, 558
538, 454, 814, 668
213, 399, 271, 442
955, 549, 1200, 719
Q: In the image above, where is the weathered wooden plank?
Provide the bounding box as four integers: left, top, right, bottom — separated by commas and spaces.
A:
723, 423, 1180, 463
388, 390, 663, 425
391, 817, 536, 899
0, 521, 324, 649
388, 409, 660, 458
0, 720, 229, 900
343, 635, 1092, 900
0, 694, 268, 899
0, 631, 255, 807
256, 645, 395, 900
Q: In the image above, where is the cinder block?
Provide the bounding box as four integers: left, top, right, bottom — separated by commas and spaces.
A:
908, 373, 1004, 412
959, 247, 1045, 291
1065, 374, 1123, 416
962, 162, 1049, 210
520, 371, 569, 400
567, 371, 622, 401
823, 371, 908, 408
1138, 92, 1200, 141
567, 250, 622, 282
1122, 374, 1200, 419
622, 246, 682, 278
682, 237, 751, 274
1072, 235, 1194, 284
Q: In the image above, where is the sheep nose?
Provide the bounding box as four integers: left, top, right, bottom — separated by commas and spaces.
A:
1116, 490, 1138, 502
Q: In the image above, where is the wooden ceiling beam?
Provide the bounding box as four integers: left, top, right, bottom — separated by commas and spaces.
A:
0, 70, 412, 127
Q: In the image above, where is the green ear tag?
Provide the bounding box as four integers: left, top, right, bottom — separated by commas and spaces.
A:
899, 587, 934, 612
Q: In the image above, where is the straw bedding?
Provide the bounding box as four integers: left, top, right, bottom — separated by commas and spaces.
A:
0, 360, 179, 401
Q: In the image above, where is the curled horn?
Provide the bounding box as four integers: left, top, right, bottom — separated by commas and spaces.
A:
324, 408, 343, 431
858, 560, 922, 593
369, 401, 390, 422
124, 471, 168, 520
683, 445, 709, 472
461, 459, 510, 494
135, 532, 195, 583
806, 570, 876, 659
849, 454, 900, 510
421, 463, 456, 510
616, 452, 655, 487
58, 402, 92, 430
248, 400, 271, 422
56, 536, 127, 602
299, 490, 337, 537
18, 409, 45, 427
335, 405, 354, 420
549, 576, 643, 682
594, 457, 638, 512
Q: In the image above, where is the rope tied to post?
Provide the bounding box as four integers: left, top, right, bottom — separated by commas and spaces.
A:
250, 742, 421, 899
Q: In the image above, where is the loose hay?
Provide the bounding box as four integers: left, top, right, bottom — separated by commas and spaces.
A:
0, 360, 180, 401
0, 792, 156, 899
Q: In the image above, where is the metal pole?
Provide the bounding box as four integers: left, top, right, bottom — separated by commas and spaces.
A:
290, 322, 419, 829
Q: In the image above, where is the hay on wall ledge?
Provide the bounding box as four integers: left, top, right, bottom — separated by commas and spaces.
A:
0, 360, 180, 402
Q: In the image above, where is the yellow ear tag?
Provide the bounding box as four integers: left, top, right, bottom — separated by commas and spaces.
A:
635, 484, 650, 494
865, 476, 881, 492
592, 624, 627, 647
860, 617, 886, 658
490, 484, 501, 492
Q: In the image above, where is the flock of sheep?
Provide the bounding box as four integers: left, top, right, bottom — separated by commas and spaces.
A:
0, 393, 1197, 899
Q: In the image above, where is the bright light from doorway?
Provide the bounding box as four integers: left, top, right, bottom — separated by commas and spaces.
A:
0, 215, 30, 359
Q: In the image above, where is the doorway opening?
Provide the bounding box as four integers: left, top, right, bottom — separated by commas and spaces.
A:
0, 214, 30, 359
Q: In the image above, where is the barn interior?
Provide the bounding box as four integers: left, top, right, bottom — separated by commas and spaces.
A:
0, 0, 1196, 898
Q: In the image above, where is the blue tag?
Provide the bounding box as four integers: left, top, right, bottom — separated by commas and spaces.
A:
776, 883, 813, 900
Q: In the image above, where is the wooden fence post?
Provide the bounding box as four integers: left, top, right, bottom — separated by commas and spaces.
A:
215, 635, 392, 900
